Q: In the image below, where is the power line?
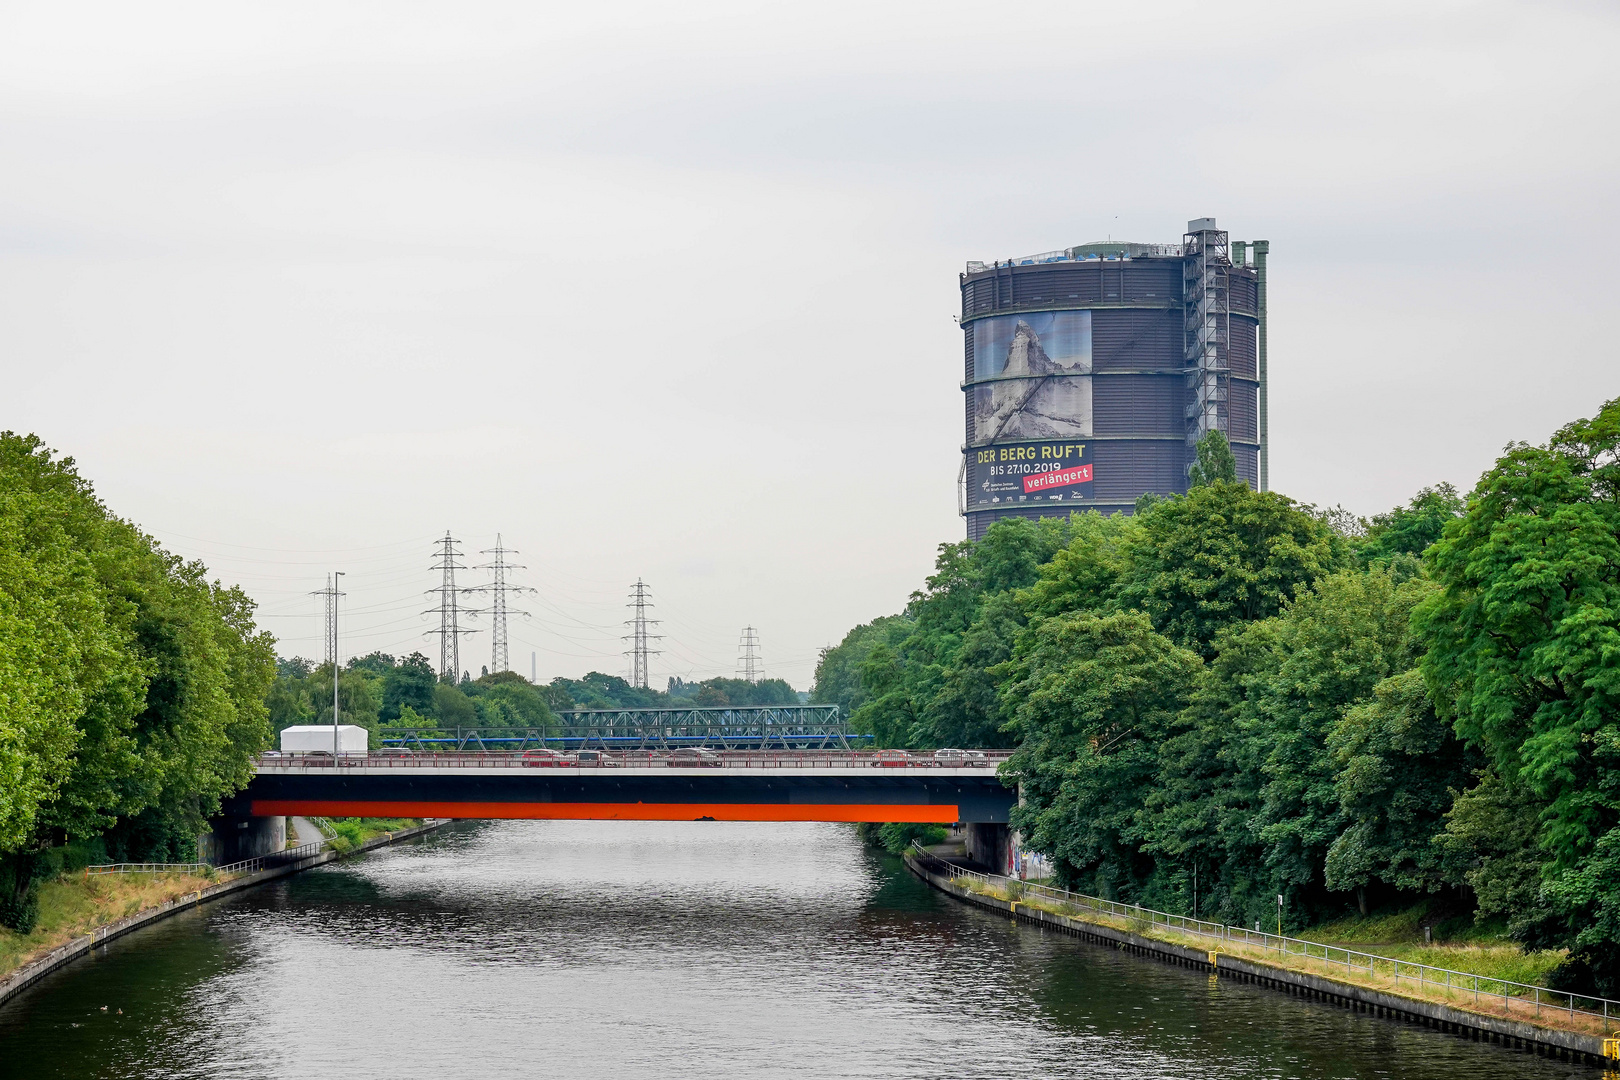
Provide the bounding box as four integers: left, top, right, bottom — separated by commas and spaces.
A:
466, 534, 534, 675
423, 531, 477, 682
623, 578, 661, 689
737, 626, 762, 683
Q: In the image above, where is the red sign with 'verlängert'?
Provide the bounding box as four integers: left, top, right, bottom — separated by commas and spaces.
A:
1024, 463, 1093, 494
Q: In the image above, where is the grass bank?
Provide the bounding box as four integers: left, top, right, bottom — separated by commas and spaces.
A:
954, 873, 1597, 1038
325, 818, 422, 853
0, 871, 220, 981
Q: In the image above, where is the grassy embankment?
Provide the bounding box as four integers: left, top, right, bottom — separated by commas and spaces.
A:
0, 818, 423, 982
957, 875, 1595, 1036
0, 870, 218, 980
324, 817, 422, 852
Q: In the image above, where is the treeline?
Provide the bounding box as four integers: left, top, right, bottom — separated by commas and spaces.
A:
0, 434, 276, 930
812, 400, 1620, 992
265, 655, 802, 745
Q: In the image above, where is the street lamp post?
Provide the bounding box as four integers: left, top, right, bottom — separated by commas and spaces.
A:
333, 571, 345, 758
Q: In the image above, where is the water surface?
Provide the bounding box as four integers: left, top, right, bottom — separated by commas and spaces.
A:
0, 820, 1597, 1079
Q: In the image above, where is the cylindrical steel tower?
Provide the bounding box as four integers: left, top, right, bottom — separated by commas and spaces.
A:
960, 220, 1266, 540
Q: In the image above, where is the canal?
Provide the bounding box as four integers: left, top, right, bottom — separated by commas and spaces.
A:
0, 820, 1598, 1079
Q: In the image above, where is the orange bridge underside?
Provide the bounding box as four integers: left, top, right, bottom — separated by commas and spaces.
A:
251, 800, 961, 823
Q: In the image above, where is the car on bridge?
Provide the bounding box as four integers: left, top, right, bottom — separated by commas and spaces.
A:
573, 749, 618, 767
521, 748, 570, 767
872, 749, 913, 767
668, 747, 721, 767
932, 749, 988, 766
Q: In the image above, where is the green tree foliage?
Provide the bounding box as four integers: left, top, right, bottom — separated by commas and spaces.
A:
1359, 483, 1464, 565
1417, 397, 1620, 988
666, 676, 799, 707
380, 652, 437, 722
845, 517, 1072, 748
810, 616, 911, 717
1187, 429, 1238, 488
1325, 668, 1478, 904
1243, 569, 1430, 915
1118, 482, 1343, 655
1418, 399, 1620, 856
823, 408, 1613, 954
1002, 610, 1201, 897
0, 434, 275, 928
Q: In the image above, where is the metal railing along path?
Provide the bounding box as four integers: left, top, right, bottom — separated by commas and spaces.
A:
87, 839, 328, 878
910, 844, 1620, 1034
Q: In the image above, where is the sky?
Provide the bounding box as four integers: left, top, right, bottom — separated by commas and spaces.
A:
2, 0, 1616, 690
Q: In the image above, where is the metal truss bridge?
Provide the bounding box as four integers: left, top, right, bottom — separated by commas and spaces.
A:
379, 705, 859, 752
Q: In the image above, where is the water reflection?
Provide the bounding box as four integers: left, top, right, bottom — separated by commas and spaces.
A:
0, 820, 1599, 1079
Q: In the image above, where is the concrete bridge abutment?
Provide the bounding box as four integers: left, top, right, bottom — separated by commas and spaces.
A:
201, 814, 285, 865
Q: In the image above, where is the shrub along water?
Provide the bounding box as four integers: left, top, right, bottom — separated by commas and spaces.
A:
815, 399, 1620, 995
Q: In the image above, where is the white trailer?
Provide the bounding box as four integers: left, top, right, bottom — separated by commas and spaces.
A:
280, 724, 369, 755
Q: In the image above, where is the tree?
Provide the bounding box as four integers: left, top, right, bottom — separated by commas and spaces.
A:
1417, 398, 1620, 858
1359, 483, 1464, 565
1017, 510, 1140, 620
1243, 569, 1427, 920
1416, 397, 1620, 985
1324, 668, 1477, 905
1187, 430, 1238, 488
1002, 610, 1201, 896
1118, 481, 1343, 656
846, 516, 1073, 748
380, 652, 436, 722
0, 433, 275, 925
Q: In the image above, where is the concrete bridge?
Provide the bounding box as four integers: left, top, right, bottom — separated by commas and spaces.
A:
228, 749, 1016, 825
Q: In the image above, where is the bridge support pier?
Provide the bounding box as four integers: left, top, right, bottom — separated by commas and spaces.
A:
201, 814, 285, 865
964, 823, 1012, 875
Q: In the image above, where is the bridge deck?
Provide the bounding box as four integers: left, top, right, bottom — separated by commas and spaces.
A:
242, 750, 1016, 823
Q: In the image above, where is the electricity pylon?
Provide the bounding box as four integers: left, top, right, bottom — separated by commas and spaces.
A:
737, 626, 762, 683
467, 534, 533, 675
623, 579, 661, 689
424, 532, 478, 683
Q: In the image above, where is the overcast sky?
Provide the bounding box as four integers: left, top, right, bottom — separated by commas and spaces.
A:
3, 1, 1616, 690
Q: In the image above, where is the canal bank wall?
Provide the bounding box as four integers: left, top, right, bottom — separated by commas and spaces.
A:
904, 851, 1615, 1068
0, 820, 449, 1010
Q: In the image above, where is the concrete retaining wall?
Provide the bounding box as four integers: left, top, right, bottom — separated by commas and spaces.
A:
905, 852, 1614, 1068
0, 820, 448, 1010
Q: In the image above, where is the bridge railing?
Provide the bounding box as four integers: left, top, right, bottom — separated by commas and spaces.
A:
909, 844, 1620, 1034
256, 749, 1015, 770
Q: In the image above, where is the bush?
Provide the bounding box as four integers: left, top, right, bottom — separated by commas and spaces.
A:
0, 851, 50, 933
857, 822, 948, 855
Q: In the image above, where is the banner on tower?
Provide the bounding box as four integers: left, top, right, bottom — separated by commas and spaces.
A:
967, 441, 1094, 511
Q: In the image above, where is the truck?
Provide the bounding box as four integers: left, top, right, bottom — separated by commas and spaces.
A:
279, 724, 369, 755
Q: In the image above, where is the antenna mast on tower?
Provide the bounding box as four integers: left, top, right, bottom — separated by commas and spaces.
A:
737, 626, 762, 683
424, 532, 478, 682
623, 579, 661, 689
467, 534, 533, 675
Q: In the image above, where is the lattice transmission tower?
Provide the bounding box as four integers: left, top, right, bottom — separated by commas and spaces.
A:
467, 534, 533, 675
311, 573, 345, 671
623, 578, 661, 689
424, 532, 478, 682
737, 626, 762, 683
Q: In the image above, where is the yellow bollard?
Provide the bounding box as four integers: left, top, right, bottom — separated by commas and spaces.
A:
1603, 1036, 1620, 1062
1209, 951, 1218, 969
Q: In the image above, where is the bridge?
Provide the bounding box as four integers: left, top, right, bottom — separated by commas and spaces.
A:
233, 749, 1016, 824
379, 705, 861, 752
